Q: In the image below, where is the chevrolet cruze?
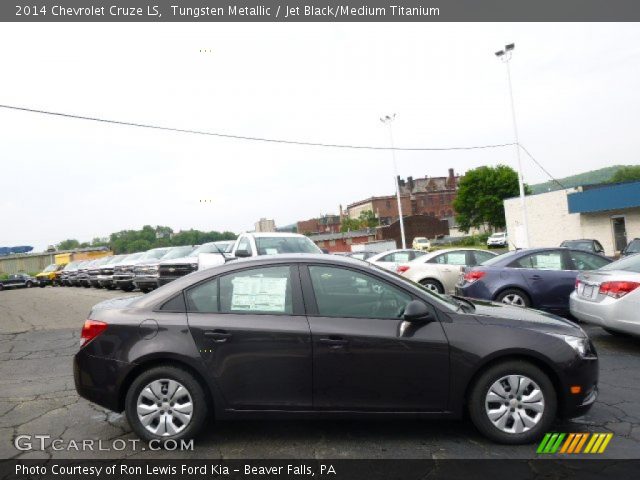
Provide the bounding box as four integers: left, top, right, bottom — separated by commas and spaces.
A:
74, 254, 598, 444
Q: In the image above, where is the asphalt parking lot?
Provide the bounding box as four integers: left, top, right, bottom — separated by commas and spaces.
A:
1, 287, 639, 460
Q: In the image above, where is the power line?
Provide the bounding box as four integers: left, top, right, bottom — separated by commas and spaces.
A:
0, 103, 515, 152
0, 103, 564, 187
518, 143, 565, 189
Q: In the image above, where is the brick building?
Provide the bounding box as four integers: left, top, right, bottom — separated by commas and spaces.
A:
310, 229, 378, 253
347, 168, 461, 224
377, 215, 450, 247
297, 214, 342, 235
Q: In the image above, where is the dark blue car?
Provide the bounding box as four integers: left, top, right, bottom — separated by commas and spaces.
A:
456, 248, 611, 314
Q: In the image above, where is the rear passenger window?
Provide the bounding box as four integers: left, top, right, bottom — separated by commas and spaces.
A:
220, 266, 293, 314
570, 251, 610, 271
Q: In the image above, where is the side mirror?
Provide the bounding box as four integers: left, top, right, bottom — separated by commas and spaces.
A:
235, 249, 251, 258
403, 300, 432, 323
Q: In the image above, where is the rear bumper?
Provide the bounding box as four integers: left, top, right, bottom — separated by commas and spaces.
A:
74, 350, 132, 412
570, 292, 640, 336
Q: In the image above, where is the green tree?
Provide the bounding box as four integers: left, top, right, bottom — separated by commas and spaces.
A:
126, 239, 153, 253
57, 239, 80, 250
358, 210, 379, 228
453, 165, 530, 232
340, 217, 362, 232
609, 166, 640, 183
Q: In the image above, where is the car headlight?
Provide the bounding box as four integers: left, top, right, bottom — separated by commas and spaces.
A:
549, 334, 596, 358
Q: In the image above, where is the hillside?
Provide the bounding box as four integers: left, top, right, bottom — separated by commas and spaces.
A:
530, 165, 628, 194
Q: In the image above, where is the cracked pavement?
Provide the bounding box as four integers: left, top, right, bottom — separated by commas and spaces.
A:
1, 287, 639, 459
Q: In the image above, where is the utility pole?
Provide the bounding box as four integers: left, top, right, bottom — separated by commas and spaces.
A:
495, 43, 530, 247
380, 114, 407, 249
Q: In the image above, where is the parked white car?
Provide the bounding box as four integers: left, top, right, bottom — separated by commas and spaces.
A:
570, 253, 640, 337
397, 248, 498, 294
487, 232, 508, 248
367, 249, 427, 271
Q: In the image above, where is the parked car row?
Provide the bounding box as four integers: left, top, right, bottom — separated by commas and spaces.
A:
40, 233, 323, 294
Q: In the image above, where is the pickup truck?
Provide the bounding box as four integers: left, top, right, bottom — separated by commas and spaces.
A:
199, 232, 322, 269
0, 273, 36, 291
35, 263, 66, 287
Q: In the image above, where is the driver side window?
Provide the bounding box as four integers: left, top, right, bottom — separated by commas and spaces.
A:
308, 266, 412, 319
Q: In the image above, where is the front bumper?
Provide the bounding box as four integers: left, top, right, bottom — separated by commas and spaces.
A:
558, 354, 599, 418
133, 275, 159, 289
570, 292, 640, 336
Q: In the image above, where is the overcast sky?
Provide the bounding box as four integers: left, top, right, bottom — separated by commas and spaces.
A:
1, 23, 639, 250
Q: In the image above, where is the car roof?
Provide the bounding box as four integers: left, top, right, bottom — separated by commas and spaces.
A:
239, 232, 307, 238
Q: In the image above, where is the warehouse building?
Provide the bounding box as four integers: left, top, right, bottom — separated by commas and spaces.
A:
504, 181, 640, 256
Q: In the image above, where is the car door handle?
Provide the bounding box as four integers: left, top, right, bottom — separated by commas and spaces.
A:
530, 275, 542, 280
204, 330, 232, 342
319, 337, 348, 348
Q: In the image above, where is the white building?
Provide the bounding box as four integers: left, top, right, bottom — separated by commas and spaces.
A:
504, 181, 640, 256
254, 218, 276, 233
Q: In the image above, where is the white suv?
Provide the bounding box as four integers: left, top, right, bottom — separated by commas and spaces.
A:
487, 232, 508, 248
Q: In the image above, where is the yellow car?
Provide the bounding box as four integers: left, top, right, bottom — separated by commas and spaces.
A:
35, 263, 66, 287
412, 237, 432, 252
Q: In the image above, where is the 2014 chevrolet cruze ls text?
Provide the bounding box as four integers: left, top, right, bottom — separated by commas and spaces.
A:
74, 254, 598, 444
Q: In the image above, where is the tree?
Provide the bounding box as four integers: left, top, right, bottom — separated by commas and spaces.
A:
453, 165, 530, 232
609, 166, 640, 184
57, 239, 80, 250
358, 210, 380, 228
340, 217, 362, 232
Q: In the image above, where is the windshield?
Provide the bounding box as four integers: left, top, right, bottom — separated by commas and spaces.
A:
415, 238, 429, 244
43, 264, 57, 272
626, 240, 640, 254
139, 249, 171, 261
479, 250, 519, 266
255, 236, 321, 255
121, 252, 145, 263
490, 233, 506, 238
562, 240, 592, 250
161, 246, 196, 260
600, 253, 640, 273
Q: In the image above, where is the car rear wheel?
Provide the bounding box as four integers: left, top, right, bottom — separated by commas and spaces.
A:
125, 365, 208, 443
25, 281, 33, 288
468, 360, 556, 444
419, 278, 444, 294
120, 285, 135, 292
496, 289, 530, 308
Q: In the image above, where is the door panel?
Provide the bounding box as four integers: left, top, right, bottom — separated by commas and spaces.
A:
513, 250, 575, 310
186, 265, 312, 409
305, 265, 450, 411
309, 316, 449, 411
188, 312, 312, 409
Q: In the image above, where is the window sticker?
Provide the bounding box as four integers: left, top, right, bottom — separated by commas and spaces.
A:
230, 276, 288, 312
264, 248, 279, 255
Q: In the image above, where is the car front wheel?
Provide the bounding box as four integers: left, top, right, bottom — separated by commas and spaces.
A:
125, 365, 208, 443
468, 360, 556, 444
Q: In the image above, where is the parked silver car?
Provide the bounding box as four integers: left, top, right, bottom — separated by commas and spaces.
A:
570, 253, 640, 337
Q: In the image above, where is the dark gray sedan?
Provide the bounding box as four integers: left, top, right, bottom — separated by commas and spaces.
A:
74, 254, 598, 445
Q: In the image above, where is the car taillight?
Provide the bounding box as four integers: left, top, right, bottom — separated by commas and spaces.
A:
397, 265, 410, 274
80, 320, 108, 346
598, 281, 640, 299
575, 278, 581, 290
464, 270, 486, 283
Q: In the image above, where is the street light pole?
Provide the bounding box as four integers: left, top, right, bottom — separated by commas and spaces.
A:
380, 114, 407, 249
495, 43, 530, 248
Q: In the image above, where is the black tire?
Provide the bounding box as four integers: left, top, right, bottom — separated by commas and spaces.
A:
0, 284, 4, 291
140, 287, 152, 294
468, 360, 556, 444
39, 283, 46, 288
120, 284, 135, 292
25, 281, 33, 288
105, 285, 115, 291
419, 278, 444, 294
495, 288, 531, 308
125, 365, 208, 443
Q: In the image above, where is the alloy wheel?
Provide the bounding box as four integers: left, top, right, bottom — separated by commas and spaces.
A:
501, 294, 526, 306
485, 374, 545, 434
136, 379, 193, 437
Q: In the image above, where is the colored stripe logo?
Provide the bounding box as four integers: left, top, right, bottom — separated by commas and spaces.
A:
537, 433, 613, 454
